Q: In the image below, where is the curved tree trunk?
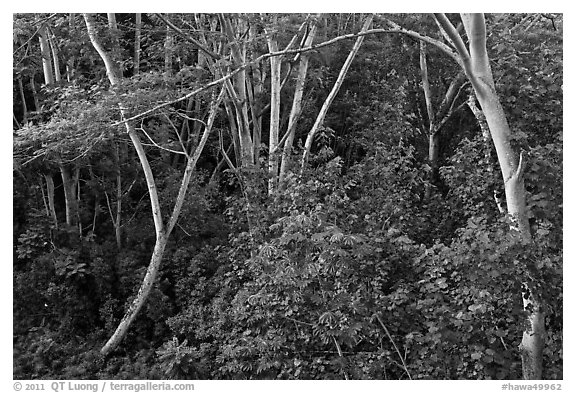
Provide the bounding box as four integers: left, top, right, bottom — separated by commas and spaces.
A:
85, 11, 224, 356
436, 13, 544, 379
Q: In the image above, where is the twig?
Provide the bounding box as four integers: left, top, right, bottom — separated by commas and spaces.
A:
374, 313, 413, 380
332, 336, 349, 380
136, 121, 187, 156
112, 25, 460, 127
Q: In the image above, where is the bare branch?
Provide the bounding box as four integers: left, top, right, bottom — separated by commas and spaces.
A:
154, 13, 221, 60
136, 122, 188, 156
113, 23, 462, 127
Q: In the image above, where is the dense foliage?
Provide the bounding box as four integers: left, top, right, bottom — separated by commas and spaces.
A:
13, 13, 562, 380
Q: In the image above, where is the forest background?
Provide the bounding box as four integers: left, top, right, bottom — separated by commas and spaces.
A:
5, 4, 572, 386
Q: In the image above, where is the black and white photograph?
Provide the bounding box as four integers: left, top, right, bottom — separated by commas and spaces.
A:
11, 10, 564, 388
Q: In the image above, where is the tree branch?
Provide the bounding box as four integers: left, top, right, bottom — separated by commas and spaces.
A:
154, 13, 221, 60
113, 23, 463, 127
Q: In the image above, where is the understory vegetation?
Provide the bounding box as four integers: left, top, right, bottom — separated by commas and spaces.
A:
13, 13, 562, 380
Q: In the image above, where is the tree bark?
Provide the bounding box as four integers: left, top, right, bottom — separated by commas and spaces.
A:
17, 75, 28, 124
164, 20, 174, 78
266, 25, 281, 194
46, 26, 62, 82
219, 14, 254, 167
30, 72, 40, 112
44, 174, 58, 228
134, 13, 142, 75
436, 13, 543, 379
59, 165, 79, 228
301, 14, 373, 170
66, 14, 75, 82
420, 41, 436, 199
38, 25, 54, 85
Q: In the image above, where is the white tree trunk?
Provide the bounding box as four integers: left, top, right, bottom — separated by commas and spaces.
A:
38, 26, 54, 85
84, 13, 222, 356
279, 20, 318, 184
266, 29, 281, 194
301, 14, 373, 169
134, 13, 142, 75
436, 13, 543, 379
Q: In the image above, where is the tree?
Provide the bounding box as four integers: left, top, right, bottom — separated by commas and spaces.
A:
434, 13, 543, 379
83, 13, 224, 356
301, 14, 374, 169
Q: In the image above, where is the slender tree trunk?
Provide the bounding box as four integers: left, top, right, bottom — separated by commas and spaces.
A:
436, 13, 543, 379
66, 14, 75, 82
44, 174, 58, 228
134, 13, 142, 75
17, 75, 28, 124
266, 27, 281, 194
30, 72, 40, 112
38, 25, 54, 85
301, 14, 373, 169
59, 165, 78, 227
84, 13, 223, 356
46, 26, 62, 82
427, 132, 440, 189
220, 14, 254, 167
420, 41, 436, 199
279, 20, 318, 185
164, 21, 173, 78
113, 143, 123, 249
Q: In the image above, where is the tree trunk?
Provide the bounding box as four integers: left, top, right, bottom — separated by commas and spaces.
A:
17, 75, 28, 124
66, 14, 75, 82
84, 13, 222, 355
164, 21, 173, 78
219, 14, 254, 167
134, 13, 142, 75
46, 26, 62, 82
301, 14, 373, 169
279, 19, 318, 185
44, 174, 58, 228
427, 131, 440, 196
59, 165, 78, 227
30, 72, 40, 112
266, 28, 281, 194
113, 143, 123, 249
436, 13, 543, 379
420, 40, 436, 199
100, 234, 168, 356
38, 25, 54, 85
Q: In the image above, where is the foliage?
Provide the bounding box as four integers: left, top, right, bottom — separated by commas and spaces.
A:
13, 13, 562, 380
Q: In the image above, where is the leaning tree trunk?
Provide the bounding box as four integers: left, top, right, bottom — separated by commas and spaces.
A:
436, 13, 544, 379
301, 14, 373, 169
84, 13, 223, 356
